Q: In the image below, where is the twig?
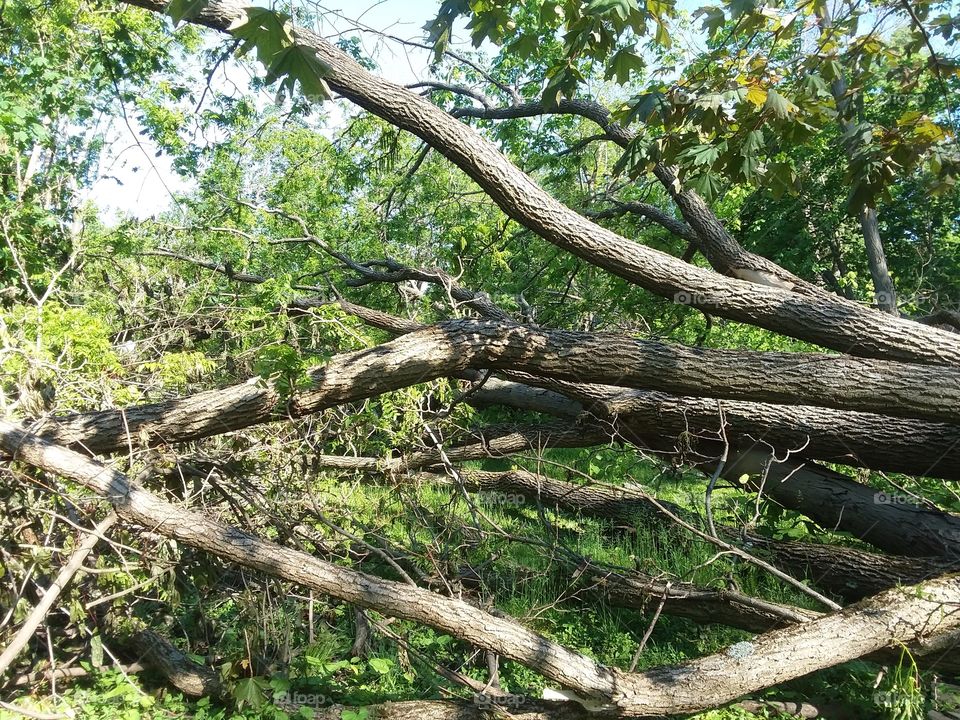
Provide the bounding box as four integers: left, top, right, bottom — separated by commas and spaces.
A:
641, 493, 841, 610
0, 700, 70, 720
628, 581, 670, 672
704, 404, 728, 539
0, 512, 119, 677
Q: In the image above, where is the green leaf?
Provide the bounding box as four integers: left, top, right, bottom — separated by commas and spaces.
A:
606, 47, 645, 84
741, 129, 764, 155
368, 657, 394, 674
228, 7, 294, 63
688, 171, 723, 200
586, 0, 638, 20
768, 160, 799, 198
424, 0, 469, 61
624, 91, 668, 124
508, 33, 539, 59
265, 45, 333, 103
694, 6, 726, 35
679, 143, 721, 167
233, 677, 267, 708
165, 0, 208, 26
227, 8, 331, 103
764, 89, 799, 118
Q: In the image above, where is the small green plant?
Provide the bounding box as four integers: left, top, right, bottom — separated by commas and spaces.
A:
874, 645, 925, 720
342, 709, 370, 720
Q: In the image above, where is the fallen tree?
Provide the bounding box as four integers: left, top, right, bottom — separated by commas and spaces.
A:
5, 0, 960, 715
28, 334, 960, 561
2, 421, 959, 716
122, 0, 960, 367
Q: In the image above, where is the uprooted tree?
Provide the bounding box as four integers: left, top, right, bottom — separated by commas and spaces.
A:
1, 0, 960, 717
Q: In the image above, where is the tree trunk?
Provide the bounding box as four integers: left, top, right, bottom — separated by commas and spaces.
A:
292, 320, 960, 424
409, 466, 958, 599
861, 207, 898, 314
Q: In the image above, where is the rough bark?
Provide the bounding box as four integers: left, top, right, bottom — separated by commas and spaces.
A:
108, 617, 224, 698
308, 700, 596, 720
603, 390, 960, 481
293, 320, 960, 424
651, 165, 805, 290
469, 378, 960, 481
861, 207, 898, 314
593, 571, 821, 633
623, 432, 960, 559
34, 359, 960, 482
4, 421, 960, 715
30, 379, 279, 455
460, 376, 960, 558
470, 377, 585, 418
29, 329, 960, 560
722, 449, 960, 559
741, 535, 956, 601
120, 0, 960, 367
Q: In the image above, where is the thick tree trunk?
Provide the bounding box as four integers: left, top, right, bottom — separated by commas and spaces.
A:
463, 376, 960, 558
30, 341, 960, 561
725, 450, 960, 559
604, 390, 960, 481
293, 320, 960, 424
107, 616, 224, 698
38, 363, 960, 482
631, 435, 960, 559
29, 356, 959, 562
4, 421, 959, 716
32, 380, 279, 455
120, 0, 960, 368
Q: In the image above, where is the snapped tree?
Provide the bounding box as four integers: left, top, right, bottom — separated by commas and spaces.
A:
1, 0, 959, 717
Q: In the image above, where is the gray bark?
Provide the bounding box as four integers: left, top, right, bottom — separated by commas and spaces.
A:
861, 207, 898, 314
293, 320, 960, 424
